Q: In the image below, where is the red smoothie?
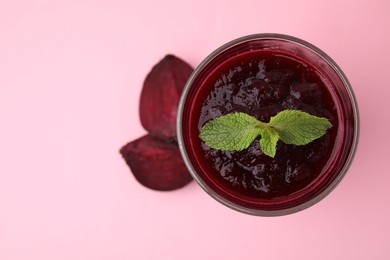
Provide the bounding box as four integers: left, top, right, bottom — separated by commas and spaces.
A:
178, 34, 358, 215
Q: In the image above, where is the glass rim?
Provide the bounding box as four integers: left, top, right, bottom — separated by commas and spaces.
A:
177, 33, 360, 216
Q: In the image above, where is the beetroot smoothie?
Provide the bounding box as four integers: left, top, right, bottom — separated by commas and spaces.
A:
178, 34, 358, 216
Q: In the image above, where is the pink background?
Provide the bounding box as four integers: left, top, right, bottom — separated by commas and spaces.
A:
0, 0, 389, 259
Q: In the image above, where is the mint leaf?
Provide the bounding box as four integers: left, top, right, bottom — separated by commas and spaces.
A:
199, 112, 264, 151
199, 109, 332, 157
269, 110, 332, 145
259, 127, 279, 158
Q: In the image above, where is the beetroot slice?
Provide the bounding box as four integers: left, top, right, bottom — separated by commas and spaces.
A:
139, 55, 194, 139
120, 135, 193, 191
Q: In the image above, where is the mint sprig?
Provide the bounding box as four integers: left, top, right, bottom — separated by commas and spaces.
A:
199, 110, 332, 158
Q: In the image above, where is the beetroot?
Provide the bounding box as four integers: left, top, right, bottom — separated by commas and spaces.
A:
120, 135, 193, 191
121, 54, 194, 191
139, 55, 194, 139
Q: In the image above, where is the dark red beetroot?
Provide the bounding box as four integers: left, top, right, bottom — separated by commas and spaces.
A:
121, 54, 194, 191
120, 135, 193, 191
139, 55, 194, 139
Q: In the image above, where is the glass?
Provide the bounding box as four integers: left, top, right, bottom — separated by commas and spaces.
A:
177, 33, 359, 216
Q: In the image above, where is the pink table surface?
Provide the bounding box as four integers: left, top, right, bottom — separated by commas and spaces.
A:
1, 0, 389, 259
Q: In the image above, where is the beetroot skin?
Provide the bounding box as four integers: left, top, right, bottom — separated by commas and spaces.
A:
120, 135, 193, 191
139, 55, 194, 139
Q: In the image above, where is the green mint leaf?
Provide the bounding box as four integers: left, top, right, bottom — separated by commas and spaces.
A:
259, 127, 279, 158
269, 110, 332, 145
199, 112, 264, 151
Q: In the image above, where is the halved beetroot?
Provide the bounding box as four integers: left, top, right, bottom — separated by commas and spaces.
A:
120, 135, 193, 191
139, 55, 194, 139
